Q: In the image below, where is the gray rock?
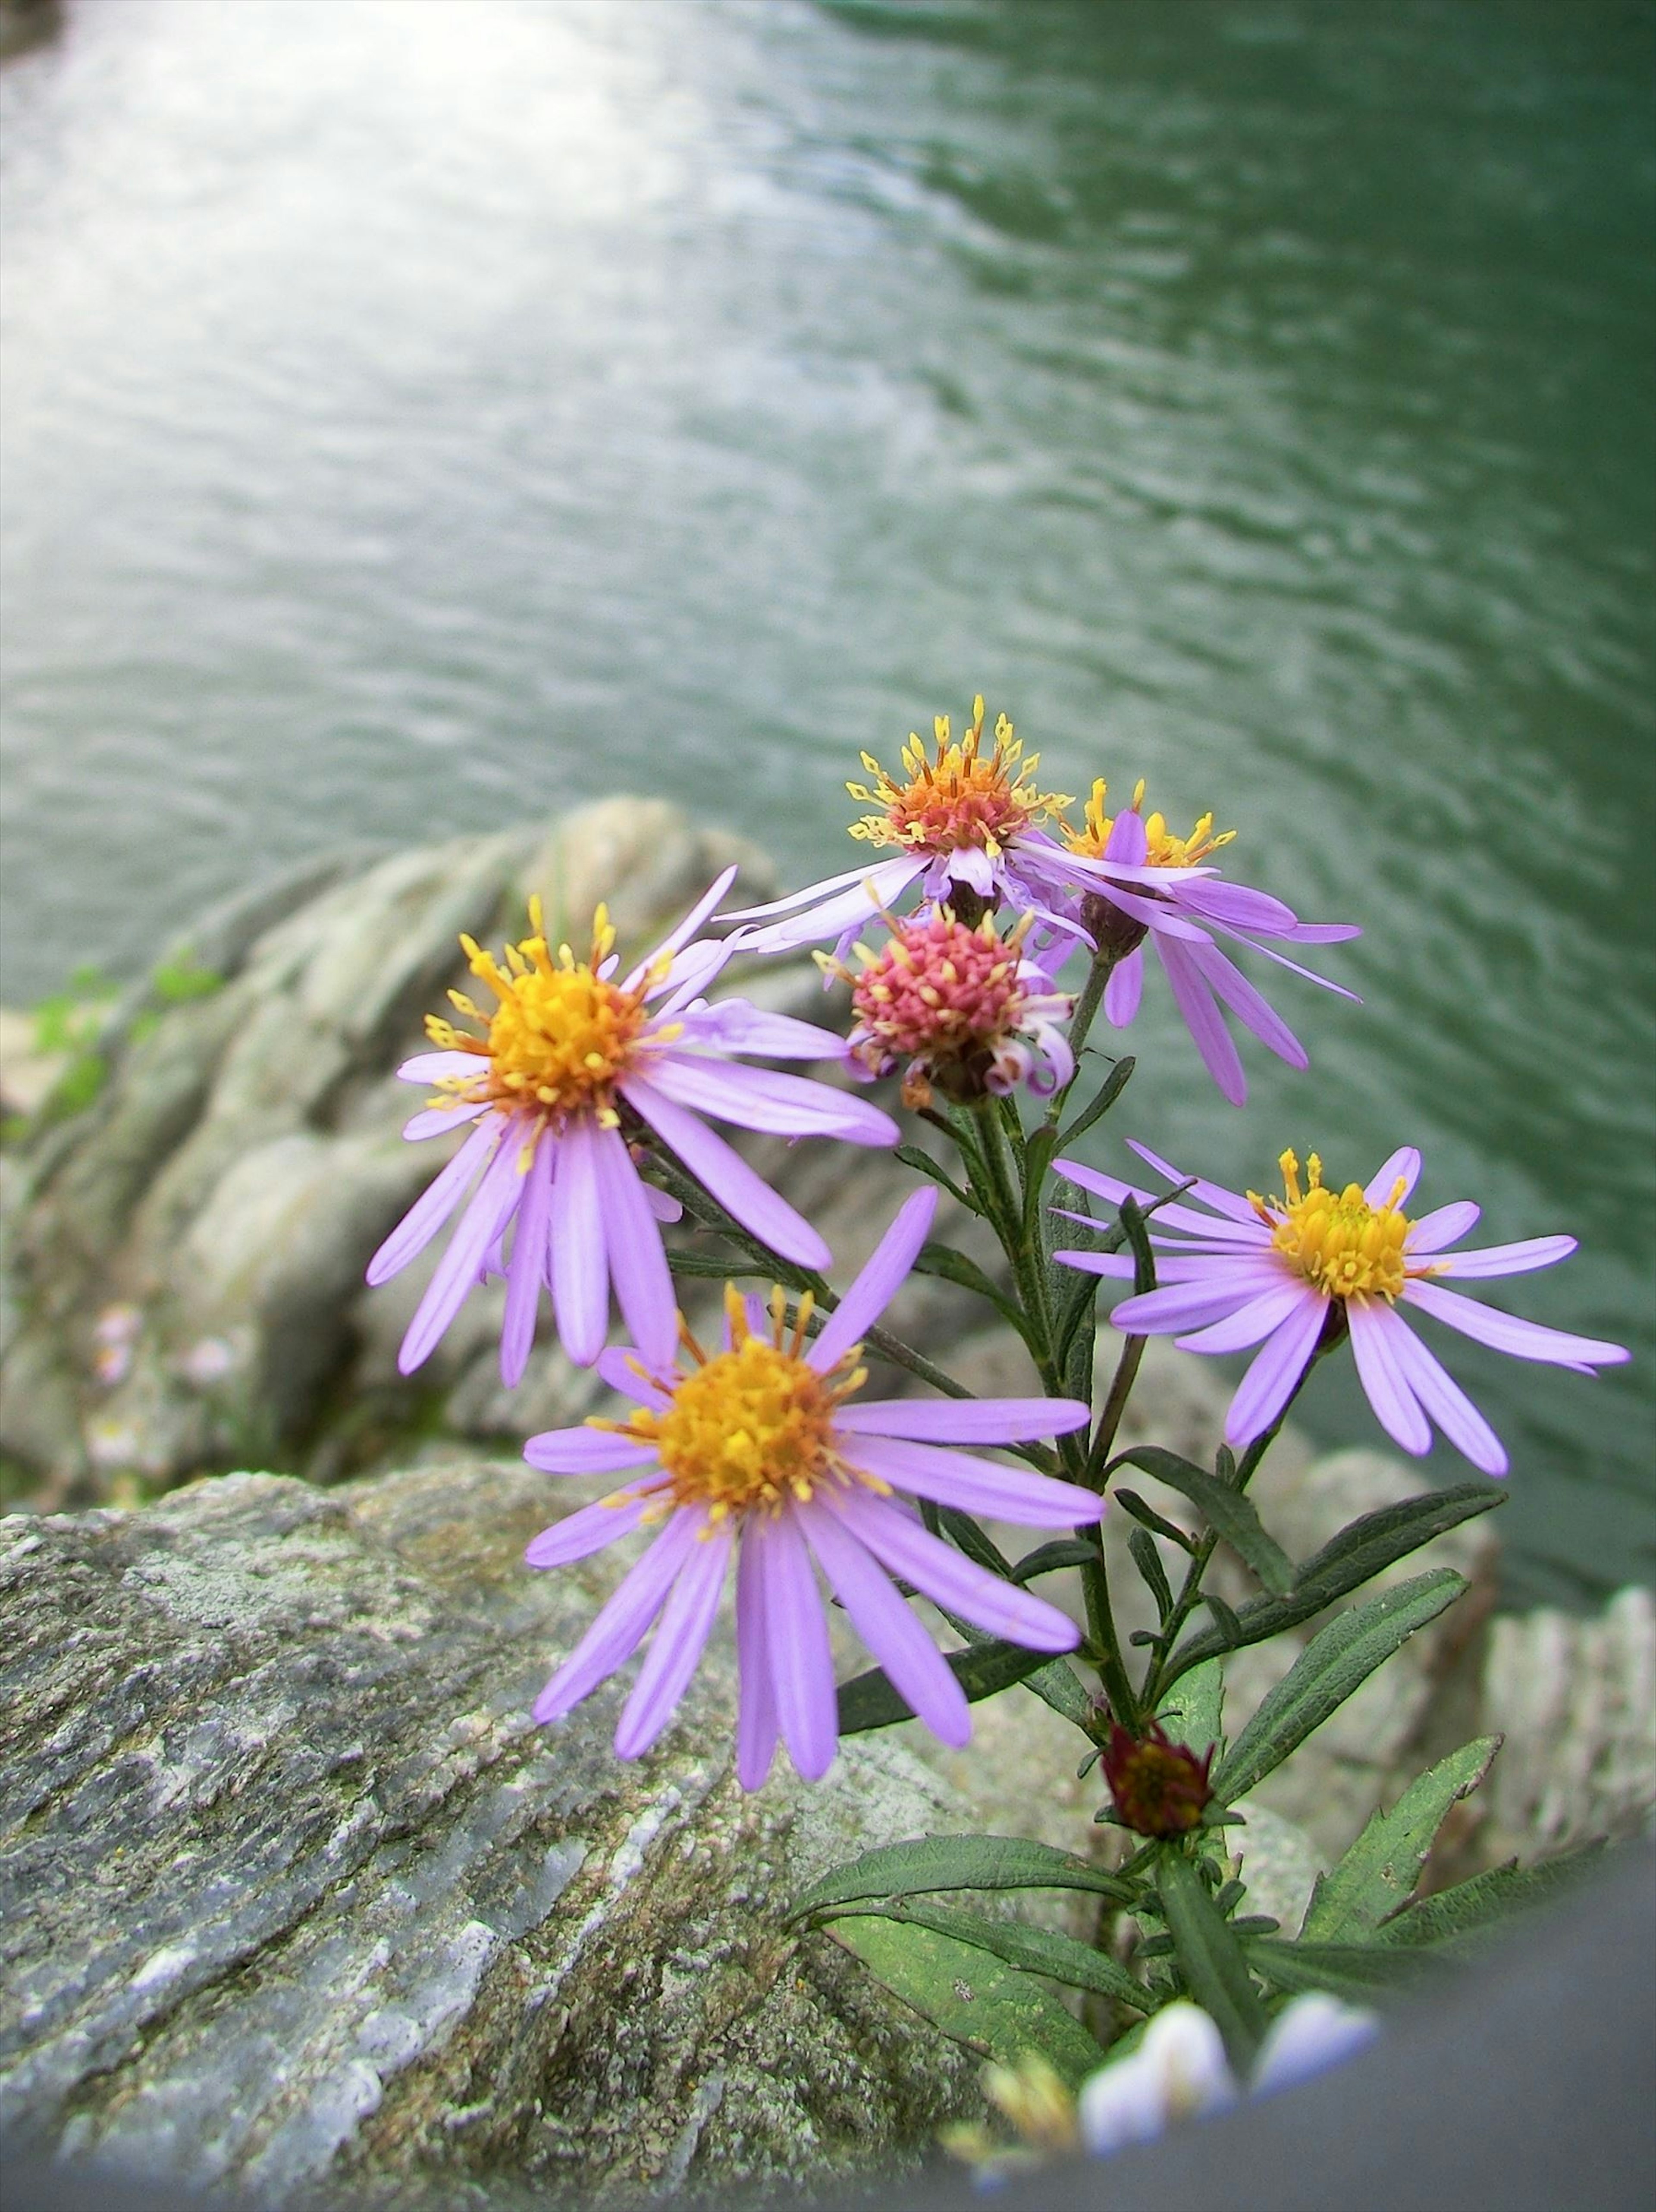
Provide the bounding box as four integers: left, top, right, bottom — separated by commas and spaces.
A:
0, 1461, 984, 2206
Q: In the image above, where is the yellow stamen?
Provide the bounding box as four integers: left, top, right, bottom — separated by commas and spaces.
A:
845, 695, 1072, 857
1248, 1148, 1421, 1302
1065, 777, 1238, 868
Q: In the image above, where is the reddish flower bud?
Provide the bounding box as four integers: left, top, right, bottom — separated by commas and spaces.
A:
1101, 1719, 1214, 1839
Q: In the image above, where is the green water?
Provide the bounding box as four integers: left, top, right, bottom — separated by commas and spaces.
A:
1, 0, 1651, 1600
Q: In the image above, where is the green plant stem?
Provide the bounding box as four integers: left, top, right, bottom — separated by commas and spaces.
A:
1057, 945, 1119, 1092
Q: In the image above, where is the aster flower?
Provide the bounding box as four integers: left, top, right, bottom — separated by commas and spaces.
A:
721, 698, 1195, 960
1053, 1141, 1629, 1475
365, 867, 899, 1383
1026, 781, 1361, 1107
1100, 1718, 1214, 1838
821, 906, 1074, 1109
521, 1187, 1099, 1785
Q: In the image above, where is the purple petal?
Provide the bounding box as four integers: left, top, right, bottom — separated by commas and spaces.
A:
1175, 880, 1298, 935
1104, 948, 1144, 1028
648, 1054, 898, 1144
834, 1394, 1090, 1444
643, 1182, 683, 1223
1383, 1316, 1508, 1476
1224, 1292, 1327, 1448
725, 858, 923, 954
398, 1125, 530, 1374
1433, 1235, 1577, 1280
623, 1076, 832, 1270
550, 1116, 609, 1367
1347, 1299, 1432, 1456
1123, 1141, 1262, 1227
596, 1343, 673, 1409
808, 1186, 938, 1371
1051, 1157, 1154, 1208
1174, 1282, 1320, 1355
367, 1117, 500, 1286
1113, 1270, 1284, 1337
1280, 921, 1362, 945
802, 1503, 971, 1747
524, 1488, 655, 1568
501, 1128, 555, 1388
1158, 938, 1247, 1106
755, 1509, 839, 1781
1401, 1280, 1629, 1367
1089, 881, 1212, 942
1188, 941, 1307, 1070
1208, 926, 1361, 1003
590, 1121, 678, 1368
828, 1488, 1080, 1653
397, 1049, 485, 1084
650, 938, 733, 1017
524, 1423, 661, 1474
838, 1436, 1104, 1528
532, 1509, 700, 1724
402, 1100, 489, 1142
1364, 1148, 1422, 1206
624, 864, 739, 988
721, 855, 910, 922
673, 1001, 853, 1060
1104, 809, 1148, 866
735, 1526, 781, 1791
1407, 1200, 1480, 1253
614, 1520, 732, 1759
1052, 1248, 1139, 1279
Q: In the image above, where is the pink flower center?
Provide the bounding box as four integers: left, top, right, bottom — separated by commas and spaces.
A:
850, 911, 1029, 1068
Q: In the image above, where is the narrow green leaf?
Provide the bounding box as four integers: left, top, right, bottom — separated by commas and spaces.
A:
1213, 1570, 1466, 1801
791, 1832, 1137, 1920
866, 1899, 1151, 2013
824, 1913, 1107, 2086
912, 1240, 1028, 1333
1377, 1843, 1605, 1950
1109, 1447, 1294, 1597
837, 1638, 1057, 1734
1129, 1527, 1175, 1622
1113, 1489, 1197, 1554
936, 1506, 1012, 1577
893, 1144, 976, 1212
1301, 1737, 1501, 1942
1246, 1937, 1443, 2002
1009, 1538, 1105, 1585
1057, 1055, 1136, 1147
1160, 1487, 1501, 1689
1017, 1654, 1097, 1732
1118, 1195, 1158, 1296
1154, 1850, 1268, 2065
662, 1248, 770, 1281
1157, 1657, 1225, 1763
1204, 1592, 1244, 1643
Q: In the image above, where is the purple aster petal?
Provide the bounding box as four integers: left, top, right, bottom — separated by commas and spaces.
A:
1407, 1199, 1480, 1253
755, 1508, 839, 1781
549, 1114, 609, 1367
1280, 920, 1363, 945
807, 1186, 938, 1371
532, 1508, 700, 1725
1122, 1141, 1263, 1227
1157, 938, 1247, 1106
1206, 926, 1361, 1003
1401, 1280, 1629, 1367
1051, 1156, 1155, 1210
838, 1434, 1103, 1528
1173, 880, 1298, 935
524, 1488, 656, 1567
524, 1424, 662, 1474
647, 1054, 898, 1145
725, 858, 925, 955
1088, 882, 1212, 942
802, 1502, 971, 1748
1383, 1316, 1508, 1476
1431, 1235, 1578, 1279
596, 1343, 673, 1409
397, 1049, 484, 1084
947, 846, 997, 897
827, 1487, 1080, 1653
1187, 941, 1308, 1070
1113, 1269, 1284, 1336
735, 1525, 780, 1791
614, 1519, 733, 1759
1105, 809, 1148, 866
1104, 948, 1145, 1028
1347, 1299, 1433, 1456
1175, 1282, 1321, 1355
1224, 1291, 1327, 1448
402, 1100, 489, 1142
1052, 1247, 1139, 1278
1364, 1148, 1422, 1206
398, 1123, 530, 1374
623, 1076, 833, 1270
643, 1183, 683, 1224
367, 1117, 501, 1286
623, 864, 739, 988
590, 1120, 678, 1369
501, 1126, 556, 1387
721, 855, 912, 922
834, 1394, 1089, 1444
649, 938, 733, 1016
672, 1001, 854, 1060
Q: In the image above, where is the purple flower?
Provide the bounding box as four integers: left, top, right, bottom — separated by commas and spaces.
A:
366, 868, 898, 1382
521, 1188, 1100, 1785
1028, 781, 1361, 1106
1053, 1141, 1628, 1475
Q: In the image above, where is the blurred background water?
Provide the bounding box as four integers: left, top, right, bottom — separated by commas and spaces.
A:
1, 0, 1651, 1602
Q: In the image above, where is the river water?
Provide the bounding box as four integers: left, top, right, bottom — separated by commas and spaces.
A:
2, 0, 1652, 1601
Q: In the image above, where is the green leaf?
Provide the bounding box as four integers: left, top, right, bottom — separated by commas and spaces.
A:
863, 1899, 1151, 2013
1157, 1657, 1225, 1763
790, 1832, 1136, 1920
1245, 1937, 1443, 2002
893, 1144, 976, 1212
1016, 1654, 1097, 1732
663, 1248, 772, 1281
1204, 1592, 1244, 1643
1117, 1195, 1158, 1296
1113, 1489, 1197, 1554
1377, 1843, 1605, 1950
837, 1638, 1059, 1734
1057, 1054, 1135, 1148
1108, 1447, 1293, 1597
1212, 1570, 1466, 1802
824, 1913, 1107, 2086
1007, 1537, 1104, 1585
912, 1240, 1028, 1333
1129, 1528, 1174, 1622
1154, 1850, 1267, 2065
1301, 1737, 1501, 1942
935, 1508, 1012, 1577
1160, 1487, 1502, 1688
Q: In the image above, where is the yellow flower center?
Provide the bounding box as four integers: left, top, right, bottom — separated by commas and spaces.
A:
1251, 1149, 1413, 1301
599, 1288, 878, 1522
423, 898, 663, 1128
1064, 778, 1237, 869
847, 696, 1071, 857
